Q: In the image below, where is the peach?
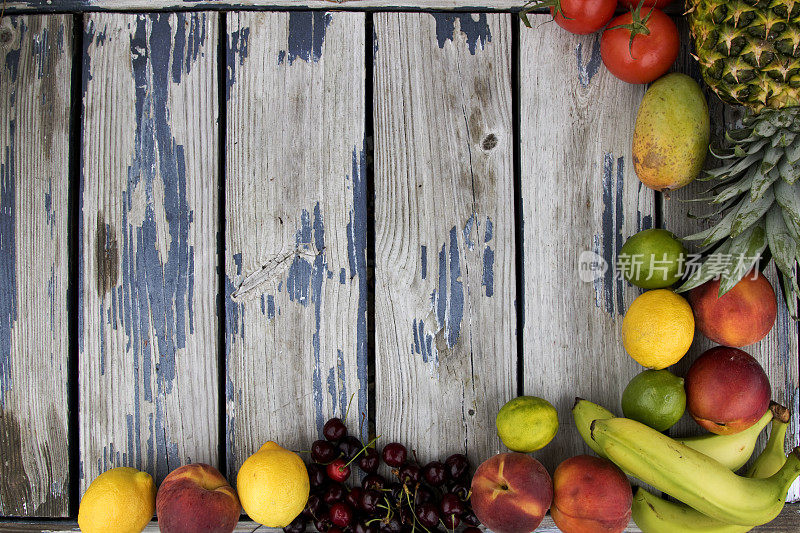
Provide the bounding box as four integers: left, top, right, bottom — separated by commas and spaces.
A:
688, 270, 777, 347
470, 453, 552, 533
156, 463, 241, 533
551, 455, 632, 533
686, 346, 771, 435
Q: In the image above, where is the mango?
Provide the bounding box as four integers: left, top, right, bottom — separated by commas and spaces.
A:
632, 73, 710, 193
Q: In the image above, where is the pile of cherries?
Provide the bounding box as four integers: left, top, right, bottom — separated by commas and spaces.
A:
284, 417, 481, 533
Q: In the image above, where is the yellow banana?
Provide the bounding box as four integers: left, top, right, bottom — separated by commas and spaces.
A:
631, 407, 792, 532
675, 403, 780, 471
574, 398, 786, 472
572, 398, 614, 457
631, 488, 753, 533
591, 417, 800, 526
747, 418, 790, 478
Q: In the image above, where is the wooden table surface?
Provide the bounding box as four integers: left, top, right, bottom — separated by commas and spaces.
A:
0, 2, 798, 530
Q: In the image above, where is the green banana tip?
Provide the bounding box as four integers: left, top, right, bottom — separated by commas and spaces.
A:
573, 397, 585, 409
589, 419, 598, 441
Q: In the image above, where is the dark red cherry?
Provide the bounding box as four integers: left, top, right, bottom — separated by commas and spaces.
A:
323, 418, 348, 441
381, 443, 407, 467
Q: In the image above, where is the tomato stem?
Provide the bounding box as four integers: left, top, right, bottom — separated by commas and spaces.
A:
607, 0, 656, 59
519, 0, 571, 29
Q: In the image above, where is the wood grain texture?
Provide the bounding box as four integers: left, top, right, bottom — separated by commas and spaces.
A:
80, 12, 219, 493
663, 20, 800, 502
4, 0, 524, 13
4, 508, 800, 532
520, 16, 654, 472
373, 12, 515, 464
0, 14, 72, 517
225, 11, 367, 474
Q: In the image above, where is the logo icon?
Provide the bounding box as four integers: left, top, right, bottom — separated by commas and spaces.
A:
578, 251, 608, 283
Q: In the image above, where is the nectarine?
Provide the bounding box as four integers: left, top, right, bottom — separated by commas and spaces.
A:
470, 453, 552, 533
156, 463, 241, 533
551, 455, 632, 533
689, 271, 776, 347
685, 346, 771, 435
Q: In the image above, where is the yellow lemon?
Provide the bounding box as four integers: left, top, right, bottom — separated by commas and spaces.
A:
237, 441, 310, 527
77, 467, 155, 533
622, 289, 694, 369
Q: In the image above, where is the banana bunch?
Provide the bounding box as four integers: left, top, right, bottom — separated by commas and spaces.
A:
572, 399, 798, 530
573, 399, 786, 470
592, 418, 799, 526
632, 418, 792, 532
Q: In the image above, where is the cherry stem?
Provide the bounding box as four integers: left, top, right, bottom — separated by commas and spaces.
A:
344, 392, 357, 421
403, 485, 432, 533
343, 435, 382, 468
439, 517, 456, 533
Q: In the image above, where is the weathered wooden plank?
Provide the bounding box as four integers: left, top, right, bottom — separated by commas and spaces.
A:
4, 507, 800, 532
80, 12, 219, 493
5, 0, 523, 14
663, 20, 800, 502
520, 16, 654, 472
373, 12, 515, 463
225, 11, 367, 474
0, 14, 72, 517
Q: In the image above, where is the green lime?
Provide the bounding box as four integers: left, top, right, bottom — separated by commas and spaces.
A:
496, 396, 559, 452
622, 369, 686, 431
618, 229, 687, 289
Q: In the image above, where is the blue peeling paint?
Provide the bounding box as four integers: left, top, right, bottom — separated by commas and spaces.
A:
339, 268, 346, 285
447, 227, 464, 348
287, 255, 312, 306
266, 295, 275, 319
431, 13, 491, 55
601, 153, 615, 315
82, 13, 206, 478
347, 146, 369, 441
310, 204, 326, 434
418, 319, 427, 363
637, 182, 653, 232
484, 216, 493, 243
0, 22, 22, 408
412, 318, 420, 355
278, 12, 332, 65
31, 22, 49, 80
225, 253, 243, 359
326, 366, 336, 416
0, 124, 17, 409
599, 153, 626, 315
482, 246, 494, 297
577, 34, 602, 88
420, 245, 427, 280
435, 243, 447, 330
463, 213, 475, 251
226, 26, 249, 100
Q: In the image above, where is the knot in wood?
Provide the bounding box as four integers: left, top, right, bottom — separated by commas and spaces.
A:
481, 134, 498, 151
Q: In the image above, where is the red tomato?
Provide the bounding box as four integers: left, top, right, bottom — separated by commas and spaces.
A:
618, 0, 675, 7
550, 0, 617, 35
600, 8, 679, 84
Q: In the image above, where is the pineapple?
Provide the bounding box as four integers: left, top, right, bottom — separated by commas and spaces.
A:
679, 1, 800, 317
